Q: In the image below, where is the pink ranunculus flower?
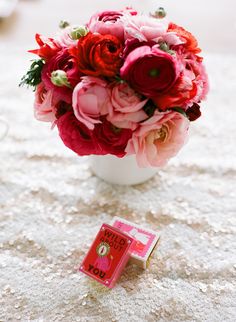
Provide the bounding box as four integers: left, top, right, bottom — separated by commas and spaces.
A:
120, 45, 180, 98
126, 110, 189, 167
72, 76, 112, 130
55, 26, 78, 47
185, 57, 209, 106
87, 10, 125, 40
34, 82, 59, 122
122, 14, 168, 42
107, 82, 148, 130
123, 7, 138, 16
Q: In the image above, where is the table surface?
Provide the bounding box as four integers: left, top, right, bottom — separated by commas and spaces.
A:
0, 1, 236, 321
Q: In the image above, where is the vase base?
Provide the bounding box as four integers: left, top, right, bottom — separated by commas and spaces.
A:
90, 155, 157, 185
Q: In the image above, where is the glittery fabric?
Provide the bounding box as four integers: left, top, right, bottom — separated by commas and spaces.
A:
0, 46, 236, 321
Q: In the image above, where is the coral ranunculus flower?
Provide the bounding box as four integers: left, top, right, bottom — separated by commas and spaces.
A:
168, 23, 201, 54
29, 34, 61, 61
126, 110, 189, 167
34, 82, 59, 122
69, 33, 123, 77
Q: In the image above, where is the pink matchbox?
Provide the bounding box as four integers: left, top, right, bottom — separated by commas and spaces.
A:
79, 224, 135, 288
110, 216, 160, 269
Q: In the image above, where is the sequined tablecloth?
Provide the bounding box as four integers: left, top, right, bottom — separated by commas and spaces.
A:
0, 44, 236, 322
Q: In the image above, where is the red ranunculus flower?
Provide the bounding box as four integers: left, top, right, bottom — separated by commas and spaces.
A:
29, 34, 61, 61
69, 33, 123, 77
93, 118, 132, 157
168, 23, 201, 55
123, 38, 156, 58
57, 111, 96, 156
57, 112, 132, 157
42, 48, 82, 103
153, 73, 198, 110
120, 45, 179, 98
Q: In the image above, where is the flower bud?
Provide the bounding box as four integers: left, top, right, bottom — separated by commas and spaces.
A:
51, 70, 71, 88
59, 20, 70, 29
70, 26, 89, 40
151, 7, 167, 19
159, 42, 169, 52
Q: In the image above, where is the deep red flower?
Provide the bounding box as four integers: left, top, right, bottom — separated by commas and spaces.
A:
120, 45, 179, 98
29, 34, 61, 61
41, 48, 82, 103
69, 33, 123, 77
57, 112, 132, 157
153, 73, 198, 110
57, 111, 96, 156
186, 103, 201, 121
93, 118, 132, 157
55, 102, 72, 119
123, 38, 156, 58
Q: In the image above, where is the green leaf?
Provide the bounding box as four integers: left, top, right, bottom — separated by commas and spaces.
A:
171, 107, 187, 118
143, 100, 157, 118
114, 75, 125, 83
19, 59, 45, 91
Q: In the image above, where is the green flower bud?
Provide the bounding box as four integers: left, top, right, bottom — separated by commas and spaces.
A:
167, 50, 176, 56
151, 7, 167, 19
70, 26, 89, 40
159, 42, 169, 52
51, 70, 71, 88
59, 20, 70, 29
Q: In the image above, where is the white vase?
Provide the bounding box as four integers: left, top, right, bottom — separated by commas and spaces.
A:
90, 155, 157, 185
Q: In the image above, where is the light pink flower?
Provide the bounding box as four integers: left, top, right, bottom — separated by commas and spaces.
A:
122, 14, 168, 42
161, 32, 184, 46
87, 10, 125, 40
34, 82, 59, 122
55, 26, 78, 47
107, 82, 148, 130
72, 76, 111, 130
186, 58, 209, 106
126, 110, 189, 167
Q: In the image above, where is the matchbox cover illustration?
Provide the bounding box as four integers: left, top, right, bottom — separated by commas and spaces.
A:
79, 224, 135, 288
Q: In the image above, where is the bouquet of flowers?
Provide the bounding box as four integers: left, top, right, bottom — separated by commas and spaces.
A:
21, 7, 208, 167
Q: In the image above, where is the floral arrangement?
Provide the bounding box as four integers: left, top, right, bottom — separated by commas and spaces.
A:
21, 7, 208, 167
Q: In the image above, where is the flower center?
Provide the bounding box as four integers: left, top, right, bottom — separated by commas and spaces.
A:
108, 44, 117, 53
154, 126, 168, 143
149, 68, 160, 77
111, 125, 122, 134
